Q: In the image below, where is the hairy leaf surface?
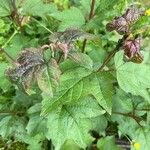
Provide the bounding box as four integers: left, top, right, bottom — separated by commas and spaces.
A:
46, 97, 105, 150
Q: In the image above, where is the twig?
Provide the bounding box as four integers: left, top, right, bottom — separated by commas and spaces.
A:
0, 48, 16, 63
82, 39, 87, 53
89, 0, 95, 20
112, 111, 143, 127
136, 108, 150, 111
82, 0, 95, 53
11, 0, 22, 28
97, 35, 127, 72
97, 50, 116, 72
0, 30, 18, 62
57, 53, 63, 64
32, 18, 53, 34
103, 68, 116, 72
2, 30, 18, 49
0, 110, 25, 116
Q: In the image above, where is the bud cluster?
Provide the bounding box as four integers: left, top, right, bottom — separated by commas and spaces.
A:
106, 5, 144, 34
106, 5, 145, 63
123, 37, 143, 63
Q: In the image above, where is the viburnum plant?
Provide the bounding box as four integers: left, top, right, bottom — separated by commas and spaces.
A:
0, 0, 150, 150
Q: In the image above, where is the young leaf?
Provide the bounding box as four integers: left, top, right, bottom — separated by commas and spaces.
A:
6, 48, 45, 91
49, 28, 95, 44
49, 29, 96, 59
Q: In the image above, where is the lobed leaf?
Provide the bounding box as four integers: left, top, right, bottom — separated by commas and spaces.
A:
42, 67, 114, 115
46, 96, 105, 150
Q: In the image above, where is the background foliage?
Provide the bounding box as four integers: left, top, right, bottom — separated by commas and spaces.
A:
0, 0, 150, 150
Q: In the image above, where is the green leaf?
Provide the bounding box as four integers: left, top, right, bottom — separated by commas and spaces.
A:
51, 7, 85, 31
26, 103, 47, 136
94, 72, 114, 114
46, 96, 105, 150
17, 133, 44, 150
131, 128, 150, 150
61, 140, 81, 150
79, 0, 91, 16
42, 67, 113, 115
68, 52, 93, 70
112, 114, 139, 138
5, 34, 29, 59
0, 0, 11, 17
0, 116, 26, 139
27, 103, 41, 114
60, 53, 93, 72
112, 88, 133, 113
37, 59, 61, 97
41, 67, 92, 115
26, 116, 47, 136
111, 91, 142, 138
115, 51, 150, 103
90, 115, 108, 136
95, 0, 120, 14
87, 44, 107, 70
79, 0, 103, 16
21, 0, 57, 16
0, 116, 12, 138
0, 62, 11, 91
97, 136, 123, 150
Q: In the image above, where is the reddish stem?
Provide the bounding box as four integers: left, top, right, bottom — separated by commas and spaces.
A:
97, 35, 127, 72
82, 0, 95, 53
89, 0, 95, 20
112, 111, 143, 127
